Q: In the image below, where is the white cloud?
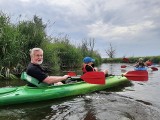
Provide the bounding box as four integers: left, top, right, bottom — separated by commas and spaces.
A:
0, 0, 160, 57
87, 20, 155, 40
18, 0, 31, 2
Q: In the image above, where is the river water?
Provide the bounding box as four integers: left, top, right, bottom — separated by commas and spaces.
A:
0, 63, 160, 120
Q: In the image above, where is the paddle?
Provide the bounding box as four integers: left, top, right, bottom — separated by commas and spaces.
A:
149, 66, 158, 71
67, 71, 77, 76
80, 72, 106, 84
68, 72, 106, 85
121, 65, 127, 68
68, 70, 148, 85
123, 58, 129, 63
122, 70, 148, 81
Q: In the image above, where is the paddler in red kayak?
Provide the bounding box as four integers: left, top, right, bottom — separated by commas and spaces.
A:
134, 58, 147, 68
145, 59, 153, 66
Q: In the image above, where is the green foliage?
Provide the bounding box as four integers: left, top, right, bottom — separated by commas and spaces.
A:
0, 12, 102, 78
45, 37, 83, 71
103, 58, 121, 63
0, 13, 25, 78
0, 12, 47, 78
40, 37, 102, 72
77, 38, 102, 66
41, 40, 61, 72
17, 15, 46, 49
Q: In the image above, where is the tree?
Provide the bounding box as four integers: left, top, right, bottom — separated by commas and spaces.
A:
80, 38, 95, 57
105, 43, 116, 58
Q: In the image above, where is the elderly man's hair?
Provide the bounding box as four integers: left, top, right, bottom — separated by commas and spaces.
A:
30, 48, 43, 56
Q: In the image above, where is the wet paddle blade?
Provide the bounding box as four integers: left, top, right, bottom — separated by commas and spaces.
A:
124, 71, 148, 81
81, 72, 105, 84
150, 67, 158, 71
121, 65, 127, 68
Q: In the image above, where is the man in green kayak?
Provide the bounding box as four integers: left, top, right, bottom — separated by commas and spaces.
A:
26, 48, 69, 87
82, 56, 109, 76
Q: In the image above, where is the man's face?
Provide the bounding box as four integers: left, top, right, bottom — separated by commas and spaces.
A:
31, 50, 43, 65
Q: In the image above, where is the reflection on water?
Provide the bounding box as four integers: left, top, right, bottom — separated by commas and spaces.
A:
1, 93, 160, 120
0, 78, 26, 87
0, 63, 160, 120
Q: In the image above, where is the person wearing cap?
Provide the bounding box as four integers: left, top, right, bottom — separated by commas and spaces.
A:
134, 58, 147, 68
82, 56, 108, 76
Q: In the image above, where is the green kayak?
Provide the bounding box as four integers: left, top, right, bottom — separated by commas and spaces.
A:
0, 76, 128, 106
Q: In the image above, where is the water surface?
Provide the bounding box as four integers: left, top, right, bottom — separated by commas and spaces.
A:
0, 63, 160, 120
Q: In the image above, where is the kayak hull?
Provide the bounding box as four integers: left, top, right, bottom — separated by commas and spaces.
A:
0, 76, 128, 106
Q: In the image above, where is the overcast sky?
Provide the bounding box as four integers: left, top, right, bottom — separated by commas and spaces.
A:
0, 0, 160, 58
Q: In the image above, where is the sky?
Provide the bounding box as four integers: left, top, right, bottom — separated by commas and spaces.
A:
0, 0, 160, 58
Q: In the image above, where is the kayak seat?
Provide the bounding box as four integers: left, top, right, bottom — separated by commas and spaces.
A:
21, 72, 49, 87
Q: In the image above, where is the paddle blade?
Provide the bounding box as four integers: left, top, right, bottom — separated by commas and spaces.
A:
150, 67, 158, 71
121, 65, 127, 68
68, 72, 77, 76
123, 58, 129, 63
81, 72, 105, 85
124, 71, 148, 81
